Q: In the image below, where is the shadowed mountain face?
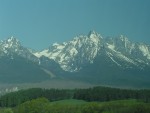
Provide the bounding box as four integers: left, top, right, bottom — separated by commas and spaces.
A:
0, 31, 150, 88
0, 55, 51, 83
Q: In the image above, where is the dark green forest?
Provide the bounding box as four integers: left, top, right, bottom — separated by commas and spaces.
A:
0, 86, 150, 113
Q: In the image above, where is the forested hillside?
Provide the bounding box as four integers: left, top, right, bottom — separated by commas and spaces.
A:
0, 86, 150, 107
0, 86, 150, 113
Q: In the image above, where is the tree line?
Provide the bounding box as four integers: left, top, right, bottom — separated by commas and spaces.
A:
0, 86, 150, 107
73, 86, 150, 102
0, 88, 72, 107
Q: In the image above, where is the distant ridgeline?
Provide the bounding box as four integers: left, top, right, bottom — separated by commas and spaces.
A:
0, 86, 150, 107
1, 32, 150, 88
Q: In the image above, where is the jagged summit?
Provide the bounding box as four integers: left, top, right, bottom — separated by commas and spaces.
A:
88, 30, 102, 38
0, 31, 150, 87
1, 36, 21, 49
6, 36, 20, 43
33, 31, 103, 71
1, 31, 150, 72
0, 36, 38, 62
7, 36, 19, 41
0, 36, 20, 56
32, 31, 150, 72
119, 35, 128, 41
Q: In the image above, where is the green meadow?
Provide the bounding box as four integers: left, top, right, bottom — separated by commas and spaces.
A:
1, 99, 150, 113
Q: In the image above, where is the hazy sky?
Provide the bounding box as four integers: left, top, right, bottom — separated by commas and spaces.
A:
0, 0, 150, 50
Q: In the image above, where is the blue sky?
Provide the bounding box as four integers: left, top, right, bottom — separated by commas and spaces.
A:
0, 0, 150, 50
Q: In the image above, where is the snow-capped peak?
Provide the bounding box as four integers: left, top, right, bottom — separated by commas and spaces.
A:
33, 31, 150, 72
138, 44, 150, 59
4, 36, 21, 48
7, 36, 19, 42
52, 42, 59, 46
88, 30, 99, 36
34, 31, 103, 71
0, 36, 39, 63
88, 30, 102, 39
8, 36, 16, 41
119, 35, 128, 41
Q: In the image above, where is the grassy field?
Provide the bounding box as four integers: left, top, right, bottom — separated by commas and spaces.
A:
50, 99, 87, 105
1, 99, 150, 113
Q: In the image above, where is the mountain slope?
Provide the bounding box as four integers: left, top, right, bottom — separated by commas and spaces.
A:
76, 49, 150, 87
0, 55, 52, 83
34, 31, 102, 72
34, 31, 150, 72
1, 31, 150, 88
0, 37, 52, 83
32, 31, 150, 88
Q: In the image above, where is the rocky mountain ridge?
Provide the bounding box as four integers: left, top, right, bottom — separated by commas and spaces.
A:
0, 31, 150, 88
33, 31, 150, 72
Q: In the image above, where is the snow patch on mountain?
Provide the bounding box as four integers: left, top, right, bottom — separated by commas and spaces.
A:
33, 31, 102, 71
0, 36, 39, 63
107, 43, 115, 50
139, 44, 150, 59
33, 31, 150, 72
106, 51, 121, 66
1, 31, 150, 72
34, 49, 49, 58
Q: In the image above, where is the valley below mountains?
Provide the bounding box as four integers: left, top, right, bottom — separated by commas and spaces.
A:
0, 31, 150, 89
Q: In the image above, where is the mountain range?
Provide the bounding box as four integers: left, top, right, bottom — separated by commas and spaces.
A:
0, 31, 150, 88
